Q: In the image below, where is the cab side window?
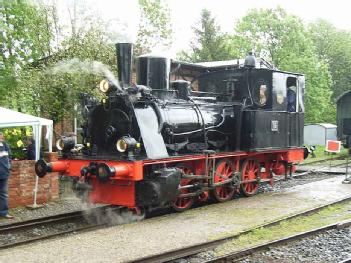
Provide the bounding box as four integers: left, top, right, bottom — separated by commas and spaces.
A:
287, 77, 297, 112
254, 79, 269, 108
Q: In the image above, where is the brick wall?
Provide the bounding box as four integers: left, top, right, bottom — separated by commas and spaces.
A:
8, 153, 59, 208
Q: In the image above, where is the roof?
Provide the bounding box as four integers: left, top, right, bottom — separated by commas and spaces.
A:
305, 123, 337, 129
336, 90, 351, 102
195, 59, 244, 68
171, 58, 303, 75
0, 107, 53, 128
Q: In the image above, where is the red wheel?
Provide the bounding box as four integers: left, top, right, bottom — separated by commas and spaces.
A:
241, 158, 261, 197
171, 164, 194, 212
212, 159, 235, 202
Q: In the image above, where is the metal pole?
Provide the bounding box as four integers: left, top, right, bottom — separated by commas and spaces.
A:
346, 154, 349, 177
31, 123, 42, 208
343, 152, 351, 184
33, 175, 39, 207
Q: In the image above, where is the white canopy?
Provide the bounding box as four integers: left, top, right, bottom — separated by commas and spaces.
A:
0, 107, 53, 158
0, 107, 54, 207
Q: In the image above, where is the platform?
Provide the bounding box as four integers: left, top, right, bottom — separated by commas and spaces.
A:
0, 176, 350, 263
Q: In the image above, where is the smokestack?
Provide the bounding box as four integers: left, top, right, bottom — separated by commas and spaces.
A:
116, 43, 133, 87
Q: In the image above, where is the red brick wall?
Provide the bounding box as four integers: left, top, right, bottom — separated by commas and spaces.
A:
8, 153, 59, 208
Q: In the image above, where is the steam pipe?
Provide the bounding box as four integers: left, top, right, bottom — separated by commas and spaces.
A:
35, 160, 68, 178
95, 163, 132, 181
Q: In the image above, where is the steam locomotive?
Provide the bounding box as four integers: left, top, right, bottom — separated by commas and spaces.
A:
36, 43, 306, 212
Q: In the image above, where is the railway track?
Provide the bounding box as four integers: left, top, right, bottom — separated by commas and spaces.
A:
0, 205, 117, 249
301, 155, 346, 166
204, 219, 351, 262
297, 159, 351, 174
0, 167, 342, 252
131, 196, 351, 263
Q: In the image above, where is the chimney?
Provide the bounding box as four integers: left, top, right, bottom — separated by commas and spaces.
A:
116, 43, 133, 87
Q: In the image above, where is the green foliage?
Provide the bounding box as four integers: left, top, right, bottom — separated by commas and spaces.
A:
0, 1, 54, 108
302, 145, 348, 164
233, 7, 309, 64
178, 9, 238, 62
181, 7, 337, 123
135, 0, 173, 55
309, 19, 351, 99
0, 3, 347, 128
1, 127, 32, 159
17, 25, 116, 124
233, 7, 334, 123
2, 0, 174, 127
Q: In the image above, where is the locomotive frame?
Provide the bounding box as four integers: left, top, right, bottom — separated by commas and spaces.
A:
36, 43, 307, 212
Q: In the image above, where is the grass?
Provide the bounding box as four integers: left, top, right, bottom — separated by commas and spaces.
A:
212, 201, 351, 256
302, 145, 348, 164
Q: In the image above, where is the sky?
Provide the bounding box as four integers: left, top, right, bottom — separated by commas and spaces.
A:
56, 0, 351, 56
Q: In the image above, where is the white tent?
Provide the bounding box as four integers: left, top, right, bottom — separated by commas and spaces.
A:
0, 107, 54, 207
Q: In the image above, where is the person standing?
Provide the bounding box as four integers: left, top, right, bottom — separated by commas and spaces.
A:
25, 137, 36, 160
0, 131, 14, 219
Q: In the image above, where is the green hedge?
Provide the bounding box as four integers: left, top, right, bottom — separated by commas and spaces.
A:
1, 127, 32, 160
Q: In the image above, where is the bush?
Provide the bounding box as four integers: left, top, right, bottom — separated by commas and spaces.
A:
1, 127, 32, 160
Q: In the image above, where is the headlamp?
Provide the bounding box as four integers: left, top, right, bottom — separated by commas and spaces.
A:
56, 136, 75, 152
116, 136, 137, 153
99, 79, 110, 93
56, 139, 64, 151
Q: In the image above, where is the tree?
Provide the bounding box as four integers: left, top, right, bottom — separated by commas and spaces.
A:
0, 0, 119, 125
233, 7, 334, 123
17, 23, 117, 125
179, 9, 238, 62
309, 19, 351, 99
135, 0, 173, 55
0, 1, 54, 108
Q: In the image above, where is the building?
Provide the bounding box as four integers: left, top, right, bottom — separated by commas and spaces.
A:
304, 123, 337, 146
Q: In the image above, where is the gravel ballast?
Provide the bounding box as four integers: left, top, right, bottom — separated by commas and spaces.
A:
238, 226, 351, 263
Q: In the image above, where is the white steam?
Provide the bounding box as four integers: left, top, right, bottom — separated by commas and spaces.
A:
83, 206, 145, 226
48, 58, 124, 92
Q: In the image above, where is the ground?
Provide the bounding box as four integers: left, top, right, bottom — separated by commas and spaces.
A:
0, 176, 349, 263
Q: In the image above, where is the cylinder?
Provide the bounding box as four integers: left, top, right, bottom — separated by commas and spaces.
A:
116, 43, 133, 87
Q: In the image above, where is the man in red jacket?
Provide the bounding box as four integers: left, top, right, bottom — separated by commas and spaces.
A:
0, 131, 14, 219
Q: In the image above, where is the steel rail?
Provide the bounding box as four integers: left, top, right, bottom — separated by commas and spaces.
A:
298, 160, 350, 171
130, 196, 351, 263
339, 257, 351, 263
0, 206, 111, 233
0, 205, 114, 250
204, 219, 351, 262
301, 156, 345, 166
